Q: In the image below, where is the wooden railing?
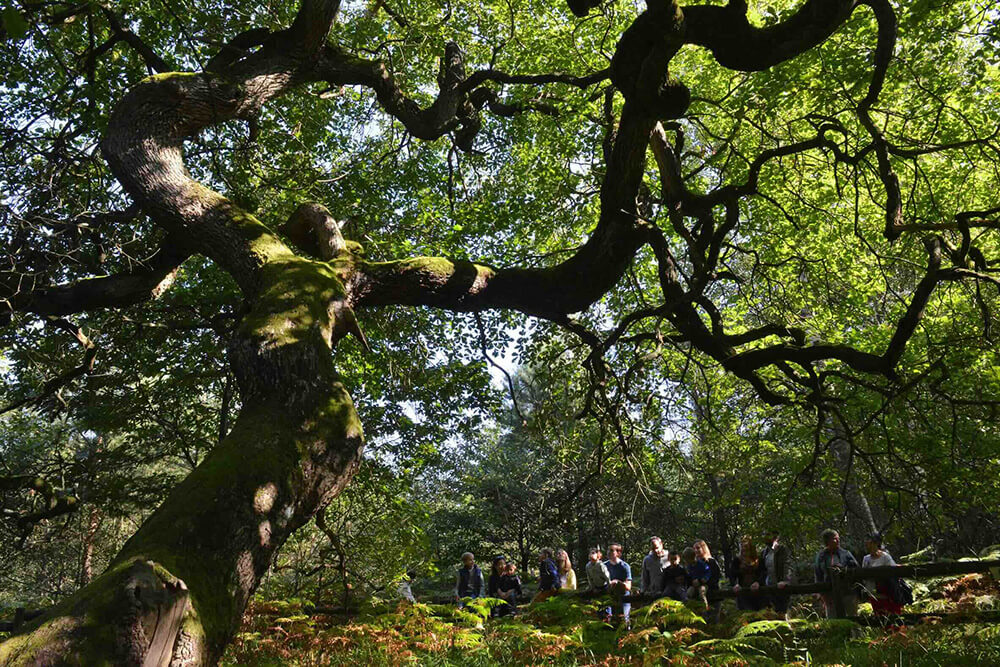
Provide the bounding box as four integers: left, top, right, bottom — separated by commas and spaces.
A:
4, 558, 999, 631
424, 558, 1000, 619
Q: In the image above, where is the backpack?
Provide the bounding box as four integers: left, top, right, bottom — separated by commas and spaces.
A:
892, 577, 914, 605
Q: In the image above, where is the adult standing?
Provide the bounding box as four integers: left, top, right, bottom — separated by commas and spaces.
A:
454, 552, 484, 604
533, 548, 561, 602
814, 528, 859, 617
729, 536, 763, 611
604, 543, 633, 628
640, 536, 670, 597
756, 530, 793, 615
862, 533, 904, 615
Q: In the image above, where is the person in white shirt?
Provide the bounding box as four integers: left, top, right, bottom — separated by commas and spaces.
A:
862, 533, 903, 615
397, 570, 416, 603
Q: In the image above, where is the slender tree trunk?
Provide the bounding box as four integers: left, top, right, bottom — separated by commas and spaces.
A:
217, 372, 233, 444
707, 474, 735, 572
78, 506, 101, 587
828, 421, 878, 539
517, 519, 531, 572
316, 510, 351, 609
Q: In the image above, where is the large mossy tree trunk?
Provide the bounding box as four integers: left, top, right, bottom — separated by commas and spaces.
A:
0, 2, 367, 660
0, 259, 365, 664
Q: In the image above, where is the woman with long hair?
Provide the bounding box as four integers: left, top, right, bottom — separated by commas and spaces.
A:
730, 536, 763, 611
691, 540, 723, 622
555, 548, 577, 590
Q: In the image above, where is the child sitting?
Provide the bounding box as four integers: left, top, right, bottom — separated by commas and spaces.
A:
499, 563, 523, 599
496, 563, 522, 616
661, 551, 688, 601
585, 546, 611, 592
684, 546, 709, 606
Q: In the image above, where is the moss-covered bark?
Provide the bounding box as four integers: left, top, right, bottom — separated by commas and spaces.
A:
0, 255, 365, 665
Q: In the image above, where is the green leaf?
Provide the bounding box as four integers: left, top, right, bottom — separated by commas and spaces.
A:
2, 7, 28, 40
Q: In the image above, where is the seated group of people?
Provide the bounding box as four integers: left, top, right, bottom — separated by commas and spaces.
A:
451, 528, 908, 625
452, 552, 523, 614
452, 548, 575, 616
454, 537, 726, 626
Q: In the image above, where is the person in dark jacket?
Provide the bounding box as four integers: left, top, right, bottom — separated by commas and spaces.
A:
492, 560, 523, 616
532, 548, 561, 602
661, 550, 688, 602
814, 528, 859, 617
488, 556, 507, 598
691, 539, 722, 622
756, 530, 793, 615
729, 535, 763, 611
499, 563, 523, 600
488, 556, 515, 616
454, 552, 484, 605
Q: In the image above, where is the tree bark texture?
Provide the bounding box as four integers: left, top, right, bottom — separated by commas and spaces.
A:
78, 506, 101, 588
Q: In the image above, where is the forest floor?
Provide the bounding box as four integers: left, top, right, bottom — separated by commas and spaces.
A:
223, 570, 1000, 666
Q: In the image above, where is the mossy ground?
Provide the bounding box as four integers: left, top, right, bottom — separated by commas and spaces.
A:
222, 575, 1000, 666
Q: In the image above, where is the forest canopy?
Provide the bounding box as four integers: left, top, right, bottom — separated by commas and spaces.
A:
0, 0, 999, 663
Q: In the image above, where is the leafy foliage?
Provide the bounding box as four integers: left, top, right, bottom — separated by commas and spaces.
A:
224, 572, 1000, 665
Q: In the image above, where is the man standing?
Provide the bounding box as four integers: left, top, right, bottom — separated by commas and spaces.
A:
814, 529, 859, 617
640, 536, 670, 597
454, 552, 484, 605
756, 530, 793, 616
604, 543, 633, 628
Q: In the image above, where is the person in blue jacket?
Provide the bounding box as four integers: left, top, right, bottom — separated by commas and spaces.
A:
690, 539, 723, 622
533, 548, 561, 602
814, 528, 859, 617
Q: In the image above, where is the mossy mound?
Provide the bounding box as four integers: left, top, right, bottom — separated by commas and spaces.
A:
635, 597, 708, 631
520, 594, 602, 630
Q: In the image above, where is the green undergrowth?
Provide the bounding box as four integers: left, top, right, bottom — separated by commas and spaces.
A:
220, 592, 1000, 665
221, 567, 1000, 665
